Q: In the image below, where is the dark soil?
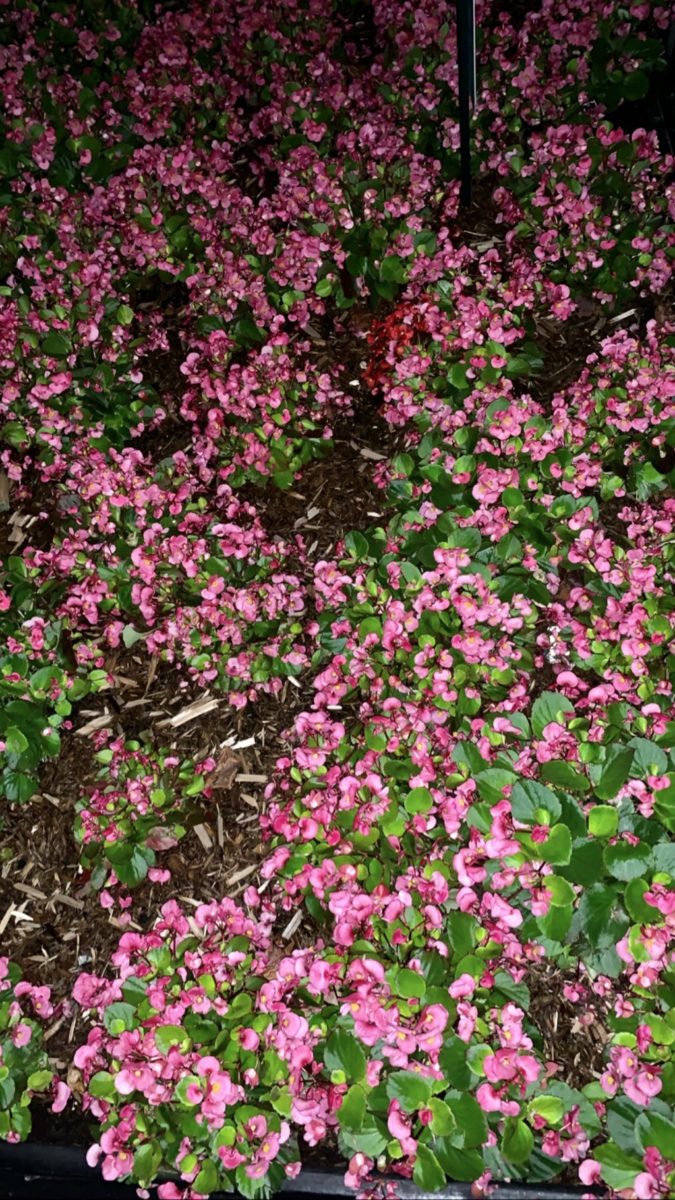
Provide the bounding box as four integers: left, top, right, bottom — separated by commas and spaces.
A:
528, 962, 613, 1091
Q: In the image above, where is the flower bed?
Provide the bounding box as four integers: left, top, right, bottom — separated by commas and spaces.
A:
0, 1, 674, 1198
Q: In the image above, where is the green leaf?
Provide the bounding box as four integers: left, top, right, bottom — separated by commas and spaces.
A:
538, 901, 572, 942
344, 1115, 389, 1156
594, 1142, 643, 1191
0, 1076, 15, 1109
546, 875, 575, 907
577, 884, 623, 948
627, 738, 667, 777
588, 805, 619, 838
475, 768, 516, 805
501, 1117, 534, 1164
154, 1024, 189, 1054
386, 1071, 432, 1112
133, 1142, 162, 1184
635, 1110, 675, 1157
446, 1091, 488, 1147
623, 69, 648, 101
41, 332, 72, 357
510, 779, 561, 824
26, 1069, 53, 1092
194, 1160, 219, 1194
439, 1037, 471, 1090
603, 840, 652, 881
528, 1096, 564, 1125
404, 787, 434, 815
595, 748, 634, 800
624, 877, 657, 923
538, 823, 572, 865
4, 726, 29, 756
651, 842, 675, 876
102, 1003, 137, 1034
413, 1144, 445, 1191
324, 1030, 366, 1082
380, 255, 407, 284
338, 1084, 366, 1132
427, 1097, 456, 1136
395, 967, 426, 1000
122, 624, 146, 649
88, 1072, 115, 1099
606, 1096, 642, 1154
105, 844, 153, 887
531, 692, 574, 738
116, 305, 135, 326
540, 760, 590, 791
449, 363, 469, 390
344, 531, 369, 560
433, 1141, 483, 1181
559, 837, 601, 884
315, 277, 333, 297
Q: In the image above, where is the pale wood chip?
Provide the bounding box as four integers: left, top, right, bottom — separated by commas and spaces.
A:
112, 674, 140, 689
236, 773, 267, 784
226, 863, 257, 886
193, 823, 213, 850
230, 735, 255, 750
205, 746, 241, 790
354, 444, 386, 461
282, 910, 303, 940
14, 883, 48, 901
0, 905, 17, 936
161, 696, 219, 728
52, 893, 85, 910
67, 1065, 84, 1093
216, 807, 224, 848
44, 1016, 67, 1043
77, 713, 114, 736
144, 653, 159, 696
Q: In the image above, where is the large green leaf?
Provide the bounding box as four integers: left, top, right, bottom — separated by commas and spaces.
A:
603, 840, 652, 881
386, 1071, 433, 1112
594, 747, 634, 800
324, 1029, 366, 1082
413, 1144, 446, 1190
501, 1117, 534, 1164
531, 692, 574, 738
510, 779, 561, 823
338, 1085, 366, 1132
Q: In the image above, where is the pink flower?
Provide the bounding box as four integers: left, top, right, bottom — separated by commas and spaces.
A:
624, 1070, 662, 1106
239, 1027, 260, 1051
51, 1082, 71, 1113
114, 1065, 155, 1095
634, 1173, 662, 1199
579, 1160, 602, 1186
387, 1101, 417, 1154
449, 972, 476, 999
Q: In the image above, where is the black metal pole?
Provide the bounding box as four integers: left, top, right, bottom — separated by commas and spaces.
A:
456, 0, 475, 207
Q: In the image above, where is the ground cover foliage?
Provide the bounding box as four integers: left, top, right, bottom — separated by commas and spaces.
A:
1, 0, 675, 1197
